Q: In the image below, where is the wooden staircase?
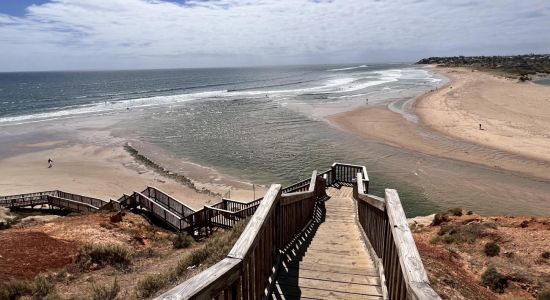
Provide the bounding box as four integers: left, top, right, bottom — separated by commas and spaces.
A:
273, 187, 383, 299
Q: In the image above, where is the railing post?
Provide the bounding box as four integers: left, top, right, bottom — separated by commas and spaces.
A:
352, 178, 358, 199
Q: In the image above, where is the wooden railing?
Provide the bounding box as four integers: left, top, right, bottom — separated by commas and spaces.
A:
55, 191, 107, 209
222, 198, 262, 212
142, 186, 195, 218
0, 191, 57, 207
156, 171, 326, 300
134, 192, 184, 231
0, 190, 104, 213
353, 172, 440, 300
46, 195, 100, 213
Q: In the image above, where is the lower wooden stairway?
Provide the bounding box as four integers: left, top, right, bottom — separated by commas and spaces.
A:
272, 186, 384, 299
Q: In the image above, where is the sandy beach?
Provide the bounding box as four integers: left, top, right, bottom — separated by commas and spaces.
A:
1, 66, 549, 217
0, 116, 264, 209
328, 67, 550, 182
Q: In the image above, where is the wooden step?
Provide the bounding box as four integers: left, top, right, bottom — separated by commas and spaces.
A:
273, 285, 383, 300
277, 268, 380, 285
276, 277, 382, 296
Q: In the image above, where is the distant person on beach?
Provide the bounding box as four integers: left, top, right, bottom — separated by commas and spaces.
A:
479, 123, 482, 130
366, 98, 368, 104
48, 158, 53, 168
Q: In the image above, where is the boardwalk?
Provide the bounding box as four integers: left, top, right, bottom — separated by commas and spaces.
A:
273, 186, 383, 299
3, 163, 438, 300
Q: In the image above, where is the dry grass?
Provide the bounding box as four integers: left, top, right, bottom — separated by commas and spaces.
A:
172, 233, 193, 249
135, 219, 248, 298
74, 243, 133, 271
0, 273, 58, 300
90, 278, 121, 300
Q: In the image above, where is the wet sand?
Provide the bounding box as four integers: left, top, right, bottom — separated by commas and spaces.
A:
0, 115, 264, 209
1, 67, 550, 216
328, 67, 550, 182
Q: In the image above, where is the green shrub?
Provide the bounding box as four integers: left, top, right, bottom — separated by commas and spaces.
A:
0, 279, 33, 300
75, 244, 132, 271
32, 274, 55, 299
172, 233, 193, 249
91, 278, 120, 300
435, 223, 484, 244
136, 275, 167, 299
538, 289, 550, 300
431, 213, 449, 226
481, 267, 508, 293
0, 274, 57, 300
449, 207, 463, 216
484, 242, 500, 257
542, 251, 550, 259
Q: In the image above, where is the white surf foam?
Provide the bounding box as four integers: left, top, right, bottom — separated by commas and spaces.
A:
327, 65, 368, 72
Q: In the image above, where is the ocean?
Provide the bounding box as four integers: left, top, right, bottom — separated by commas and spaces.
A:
0, 64, 447, 214
4, 64, 548, 217
0, 64, 438, 123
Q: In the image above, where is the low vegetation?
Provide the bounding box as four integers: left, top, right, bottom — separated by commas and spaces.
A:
431, 222, 493, 244
449, 207, 463, 217
0, 274, 58, 300
538, 289, 550, 300
172, 233, 193, 249
481, 266, 508, 293
74, 243, 133, 271
0, 207, 16, 230
417, 54, 550, 77
484, 241, 500, 257
135, 219, 248, 298
541, 251, 550, 259
91, 278, 121, 300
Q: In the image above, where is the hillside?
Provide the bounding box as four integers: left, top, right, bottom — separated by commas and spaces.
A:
410, 211, 550, 299
416, 54, 550, 78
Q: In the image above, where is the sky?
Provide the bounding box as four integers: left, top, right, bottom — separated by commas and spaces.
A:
0, 0, 549, 71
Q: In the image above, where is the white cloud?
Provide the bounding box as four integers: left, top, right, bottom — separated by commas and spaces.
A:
0, 0, 549, 71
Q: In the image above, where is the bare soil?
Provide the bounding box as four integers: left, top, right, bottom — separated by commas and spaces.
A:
0, 231, 78, 281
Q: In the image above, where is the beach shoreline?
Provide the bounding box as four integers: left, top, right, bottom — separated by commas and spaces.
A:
1, 65, 550, 217
0, 114, 264, 208
327, 66, 550, 182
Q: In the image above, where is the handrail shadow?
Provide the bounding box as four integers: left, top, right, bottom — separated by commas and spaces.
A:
271, 196, 327, 299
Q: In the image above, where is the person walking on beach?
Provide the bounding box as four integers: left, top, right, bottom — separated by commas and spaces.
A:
48, 158, 53, 168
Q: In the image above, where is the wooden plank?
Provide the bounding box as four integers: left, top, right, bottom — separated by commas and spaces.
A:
357, 193, 386, 211
156, 257, 241, 300
277, 268, 380, 285
276, 277, 382, 296
284, 262, 378, 277
385, 189, 440, 300
280, 191, 313, 206
274, 284, 382, 300
228, 184, 282, 259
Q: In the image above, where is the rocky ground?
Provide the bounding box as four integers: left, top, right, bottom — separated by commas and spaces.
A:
410, 211, 550, 299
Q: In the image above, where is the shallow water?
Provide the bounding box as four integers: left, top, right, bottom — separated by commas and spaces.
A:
2, 64, 549, 216
120, 92, 550, 217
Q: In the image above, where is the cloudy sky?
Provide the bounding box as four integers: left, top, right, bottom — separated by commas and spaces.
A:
1, 0, 549, 71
